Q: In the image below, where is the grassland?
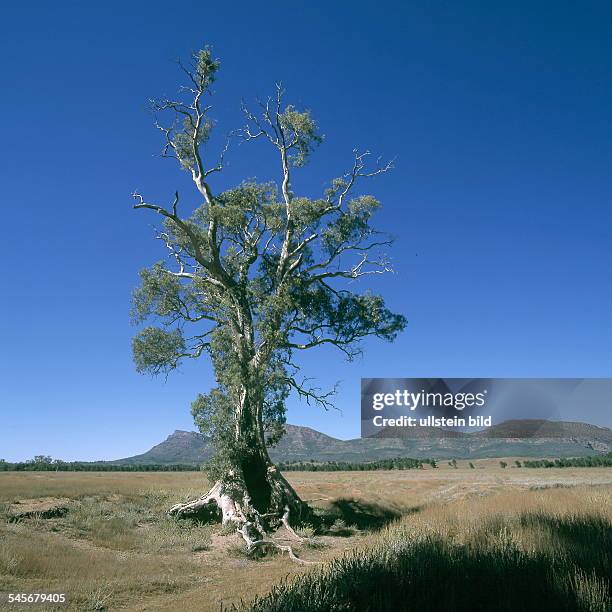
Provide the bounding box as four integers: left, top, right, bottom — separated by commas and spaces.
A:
0, 463, 610, 610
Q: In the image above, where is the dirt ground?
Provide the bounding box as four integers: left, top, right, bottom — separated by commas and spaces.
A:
1, 464, 610, 611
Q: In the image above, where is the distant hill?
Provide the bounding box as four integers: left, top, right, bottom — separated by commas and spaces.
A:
113, 419, 612, 465
116, 430, 213, 465
473, 419, 612, 441
371, 426, 465, 439
115, 424, 346, 465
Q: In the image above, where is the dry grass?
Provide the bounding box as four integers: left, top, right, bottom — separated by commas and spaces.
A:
0, 466, 610, 611
0, 471, 210, 503
373, 483, 612, 550
0, 521, 204, 609
243, 485, 611, 611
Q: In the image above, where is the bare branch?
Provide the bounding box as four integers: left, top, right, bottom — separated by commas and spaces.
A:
132, 191, 211, 270
284, 375, 338, 410
323, 149, 395, 215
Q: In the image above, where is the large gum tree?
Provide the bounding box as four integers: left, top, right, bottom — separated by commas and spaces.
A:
132, 48, 406, 557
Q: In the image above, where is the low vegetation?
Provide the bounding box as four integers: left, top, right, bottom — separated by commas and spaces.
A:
240, 486, 611, 612
0, 487, 215, 609
1, 469, 610, 610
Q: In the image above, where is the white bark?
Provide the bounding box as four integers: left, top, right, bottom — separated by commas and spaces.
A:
168, 479, 318, 564
168, 480, 241, 524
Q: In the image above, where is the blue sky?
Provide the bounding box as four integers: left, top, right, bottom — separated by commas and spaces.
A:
1, 1, 611, 461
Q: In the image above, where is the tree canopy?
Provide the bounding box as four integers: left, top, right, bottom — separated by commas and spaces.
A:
132, 48, 406, 526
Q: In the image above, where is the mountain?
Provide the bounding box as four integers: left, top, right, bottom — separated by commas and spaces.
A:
116, 430, 212, 465
114, 424, 343, 465
113, 419, 612, 465
371, 426, 466, 439
473, 419, 612, 441
271, 424, 348, 457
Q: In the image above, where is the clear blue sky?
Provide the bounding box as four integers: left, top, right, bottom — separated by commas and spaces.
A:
1, 1, 611, 462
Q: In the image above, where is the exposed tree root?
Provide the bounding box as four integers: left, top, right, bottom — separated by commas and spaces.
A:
246, 539, 320, 565
281, 505, 305, 542
168, 481, 240, 524
169, 480, 317, 564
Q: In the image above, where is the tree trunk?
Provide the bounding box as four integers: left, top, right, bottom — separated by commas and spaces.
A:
168, 446, 307, 524
167, 395, 311, 557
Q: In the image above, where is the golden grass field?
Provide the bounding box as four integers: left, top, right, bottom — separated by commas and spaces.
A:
1, 463, 611, 611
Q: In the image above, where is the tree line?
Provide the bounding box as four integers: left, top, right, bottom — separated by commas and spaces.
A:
522, 453, 612, 468
276, 457, 434, 471
0, 457, 198, 472
2, 453, 609, 472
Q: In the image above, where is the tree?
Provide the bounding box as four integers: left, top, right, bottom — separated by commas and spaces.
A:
30, 455, 53, 465
131, 48, 406, 556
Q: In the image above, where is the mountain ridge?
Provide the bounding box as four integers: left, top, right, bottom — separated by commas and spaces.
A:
112, 419, 612, 464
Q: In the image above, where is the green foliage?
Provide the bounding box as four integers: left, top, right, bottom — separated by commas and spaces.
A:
133, 327, 185, 375
163, 48, 220, 173
172, 117, 213, 171
524, 454, 612, 468
131, 263, 185, 322
30, 455, 53, 465
133, 47, 407, 478
278, 105, 323, 166
321, 195, 380, 255
191, 389, 239, 482
0, 461, 197, 472
500, 461, 508, 468
277, 457, 424, 472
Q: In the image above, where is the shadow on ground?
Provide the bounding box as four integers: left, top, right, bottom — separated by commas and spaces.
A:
317, 498, 415, 533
